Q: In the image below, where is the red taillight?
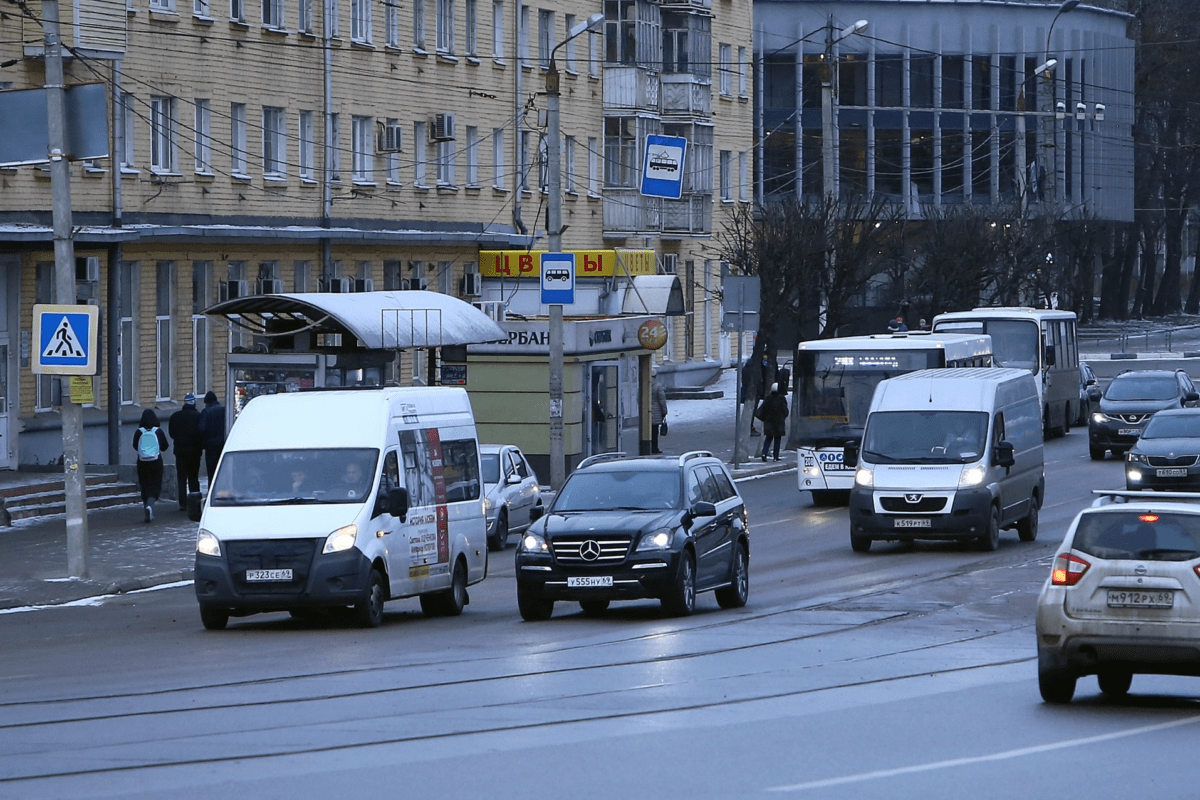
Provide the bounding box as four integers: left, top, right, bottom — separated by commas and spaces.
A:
1052, 552, 1091, 586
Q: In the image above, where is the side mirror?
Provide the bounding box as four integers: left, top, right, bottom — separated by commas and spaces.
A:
1087, 386, 1102, 402
1185, 392, 1199, 405
690, 500, 717, 518
843, 440, 859, 468
993, 440, 1015, 469
506, 473, 522, 485
529, 504, 545, 522
1044, 344, 1056, 367
387, 487, 409, 521
186, 491, 204, 522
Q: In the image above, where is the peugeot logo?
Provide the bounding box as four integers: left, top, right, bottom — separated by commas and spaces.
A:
905, 493, 922, 503
580, 540, 602, 561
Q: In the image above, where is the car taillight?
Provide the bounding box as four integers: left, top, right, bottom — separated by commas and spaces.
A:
1052, 552, 1090, 586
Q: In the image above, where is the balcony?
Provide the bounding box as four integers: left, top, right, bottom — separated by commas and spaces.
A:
603, 189, 662, 235
661, 74, 712, 118
661, 194, 712, 236
604, 67, 661, 113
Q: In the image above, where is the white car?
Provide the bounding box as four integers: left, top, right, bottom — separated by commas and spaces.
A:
1036, 489, 1200, 703
481, 444, 542, 552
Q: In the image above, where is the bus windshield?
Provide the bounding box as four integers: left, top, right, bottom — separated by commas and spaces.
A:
793, 350, 941, 447
937, 319, 1038, 372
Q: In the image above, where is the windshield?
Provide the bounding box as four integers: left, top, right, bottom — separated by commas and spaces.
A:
1141, 414, 1200, 439
480, 453, 501, 484
553, 469, 681, 511
1074, 512, 1200, 561
936, 319, 1038, 372
1106, 376, 1179, 402
210, 448, 379, 506
861, 410, 989, 464
793, 349, 940, 446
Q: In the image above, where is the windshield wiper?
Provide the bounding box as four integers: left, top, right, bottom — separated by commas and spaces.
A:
260, 497, 340, 505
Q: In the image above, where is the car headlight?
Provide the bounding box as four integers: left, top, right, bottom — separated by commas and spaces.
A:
196, 529, 221, 557
1092, 412, 1111, 424
322, 524, 358, 554
520, 532, 549, 553
482, 496, 493, 514
855, 466, 874, 487
1127, 468, 1143, 482
635, 528, 673, 552
958, 464, 987, 487
1125, 452, 1145, 463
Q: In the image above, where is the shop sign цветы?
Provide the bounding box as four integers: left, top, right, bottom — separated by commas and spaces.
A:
479, 249, 656, 279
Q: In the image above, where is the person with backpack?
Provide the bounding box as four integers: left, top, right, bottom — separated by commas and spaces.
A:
133, 408, 170, 522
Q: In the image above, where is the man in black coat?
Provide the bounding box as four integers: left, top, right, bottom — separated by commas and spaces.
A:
168, 393, 202, 510
197, 390, 227, 484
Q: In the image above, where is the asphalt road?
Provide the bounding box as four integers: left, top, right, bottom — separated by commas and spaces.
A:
3, 433, 1200, 799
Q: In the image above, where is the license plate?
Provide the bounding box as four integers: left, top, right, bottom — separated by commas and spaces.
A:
1118, 428, 1142, 436
245, 569, 293, 582
893, 518, 932, 528
567, 576, 613, 588
1157, 468, 1188, 477
1107, 589, 1174, 609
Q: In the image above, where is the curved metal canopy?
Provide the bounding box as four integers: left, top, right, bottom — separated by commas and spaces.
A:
205, 290, 508, 349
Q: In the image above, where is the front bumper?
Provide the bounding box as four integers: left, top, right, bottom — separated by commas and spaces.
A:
848, 485, 994, 540
516, 550, 683, 601
1089, 421, 1144, 451
194, 540, 372, 611
1125, 463, 1200, 491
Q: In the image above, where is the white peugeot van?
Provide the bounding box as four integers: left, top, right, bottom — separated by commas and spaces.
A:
191, 387, 488, 630
844, 368, 1044, 553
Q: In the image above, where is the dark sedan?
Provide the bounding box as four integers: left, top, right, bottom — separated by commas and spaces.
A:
1125, 408, 1200, 491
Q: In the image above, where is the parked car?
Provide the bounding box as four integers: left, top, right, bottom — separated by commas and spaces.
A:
1125, 408, 1200, 492
1036, 489, 1200, 703
480, 444, 541, 552
1088, 369, 1199, 460
514, 451, 750, 620
1077, 362, 1099, 427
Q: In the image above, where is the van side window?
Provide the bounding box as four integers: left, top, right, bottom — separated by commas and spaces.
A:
993, 413, 1006, 445
441, 439, 481, 502
381, 450, 400, 493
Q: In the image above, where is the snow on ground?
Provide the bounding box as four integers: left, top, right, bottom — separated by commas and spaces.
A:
665, 368, 739, 424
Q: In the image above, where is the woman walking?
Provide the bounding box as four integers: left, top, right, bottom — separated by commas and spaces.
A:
755, 383, 789, 462
133, 409, 170, 522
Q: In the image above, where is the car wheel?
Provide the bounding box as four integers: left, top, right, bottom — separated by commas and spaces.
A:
1089, 444, 1106, 461
354, 568, 386, 628
1017, 494, 1040, 542
715, 543, 749, 609
579, 599, 610, 616
661, 551, 696, 617
1098, 670, 1132, 697
1039, 666, 1077, 704
979, 505, 1001, 551
850, 531, 872, 553
518, 591, 554, 621
421, 559, 468, 617
488, 510, 509, 552
199, 605, 229, 631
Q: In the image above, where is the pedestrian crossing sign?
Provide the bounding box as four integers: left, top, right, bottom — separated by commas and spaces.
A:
32, 304, 100, 375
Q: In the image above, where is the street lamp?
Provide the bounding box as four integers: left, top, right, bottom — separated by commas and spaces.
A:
546, 11, 603, 489
1041, 0, 1079, 206
820, 17, 868, 200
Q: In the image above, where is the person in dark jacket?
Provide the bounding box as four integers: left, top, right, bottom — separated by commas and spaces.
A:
168, 393, 202, 510
650, 365, 669, 454
755, 383, 789, 462
133, 408, 170, 522
197, 390, 226, 484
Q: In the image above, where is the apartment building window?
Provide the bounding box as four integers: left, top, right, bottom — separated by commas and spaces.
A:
537, 9, 552, 69
437, 261, 454, 294
604, 117, 637, 187
192, 261, 210, 396
491, 0, 503, 59
719, 149, 731, 201
412, 0, 425, 49
34, 264, 60, 411
194, 99, 211, 173
263, 106, 286, 177
738, 151, 747, 201
436, 0, 454, 53
517, 5, 529, 67
588, 22, 599, 77
465, 0, 476, 56
352, 116, 374, 182
327, 0, 338, 37
298, 0, 312, 32
719, 43, 731, 96
230, 103, 248, 175
299, 110, 314, 179
386, 117, 401, 184
517, 128, 530, 191
150, 96, 177, 173
293, 260, 311, 292
225, 262, 246, 351
118, 261, 136, 405
413, 121, 427, 186
604, 0, 648, 65
492, 127, 505, 188
352, 0, 371, 42
194, 0, 208, 16
587, 136, 599, 195
263, 0, 283, 27
230, 0, 244, 21
385, 0, 398, 45
564, 14, 576, 72
436, 140, 456, 186
737, 46, 747, 97
329, 112, 341, 181
383, 260, 402, 289
564, 134, 576, 193
156, 261, 174, 401
150, 0, 174, 11
465, 125, 478, 185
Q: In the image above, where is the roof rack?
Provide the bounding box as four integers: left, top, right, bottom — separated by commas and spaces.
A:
576, 452, 627, 470
1091, 489, 1200, 507
679, 450, 715, 465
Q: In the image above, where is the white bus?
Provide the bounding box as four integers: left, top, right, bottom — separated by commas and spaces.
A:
931, 307, 1079, 438
794, 333, 993, 504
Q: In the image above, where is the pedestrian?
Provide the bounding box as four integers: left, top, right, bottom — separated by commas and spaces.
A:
133, 408, 170, 522
168, 393, 202, 511
740, 352, 772, 435
197, 390, 226, 484
755, 382, 789, 462
650, 365, 668, 454
887, 316, 908, 333
918, 318, 929, 331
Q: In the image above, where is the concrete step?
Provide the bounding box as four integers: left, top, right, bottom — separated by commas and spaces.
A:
0, 474, 143, 524
665, 387, 725, 400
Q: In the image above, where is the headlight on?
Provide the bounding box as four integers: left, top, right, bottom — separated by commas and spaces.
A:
1092, 412, 1110, 424
196, 529, 221, 557
958, 464, 987, 487
520, 532, 549, 553
855, 467, 874, 487
635, 529, 673, 552
1127, 468, 1143, 482
322, 524, 358, 554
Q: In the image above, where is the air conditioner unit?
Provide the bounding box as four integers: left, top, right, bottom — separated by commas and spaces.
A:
220, 280, 250, 301
353, 278, 374, 292
460, 272, 481, 296
258, 278, 284, 294
431, 112, 456, 141
402, 278, 428, 291
377, 123, 402, 153
322, 277, 351, 293
75, 256, 101, 283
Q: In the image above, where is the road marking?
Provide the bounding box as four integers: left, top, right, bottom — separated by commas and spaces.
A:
767, 713, 1200, 793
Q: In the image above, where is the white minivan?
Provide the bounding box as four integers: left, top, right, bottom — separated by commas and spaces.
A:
190, 387, 488, 630
844, 368, 1044, 553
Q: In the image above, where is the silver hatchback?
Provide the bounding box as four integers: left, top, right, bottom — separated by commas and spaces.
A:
1036, 490, 1200, 703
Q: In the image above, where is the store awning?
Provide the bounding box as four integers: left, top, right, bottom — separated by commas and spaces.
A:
620, 275, 686, 316
205, 290, 508, 349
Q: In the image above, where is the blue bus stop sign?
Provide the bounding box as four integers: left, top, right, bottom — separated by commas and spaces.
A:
540, 252, 576, 305
640, 135, 687, 199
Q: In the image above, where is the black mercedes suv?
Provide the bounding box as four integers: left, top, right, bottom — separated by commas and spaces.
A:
514, 451, 750, 620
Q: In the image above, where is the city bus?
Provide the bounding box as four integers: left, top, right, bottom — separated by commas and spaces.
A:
794, 333, 993, 504
931, 307, 1079, 438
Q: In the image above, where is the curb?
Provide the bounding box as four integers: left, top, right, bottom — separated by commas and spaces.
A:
101, 570, 194, 596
